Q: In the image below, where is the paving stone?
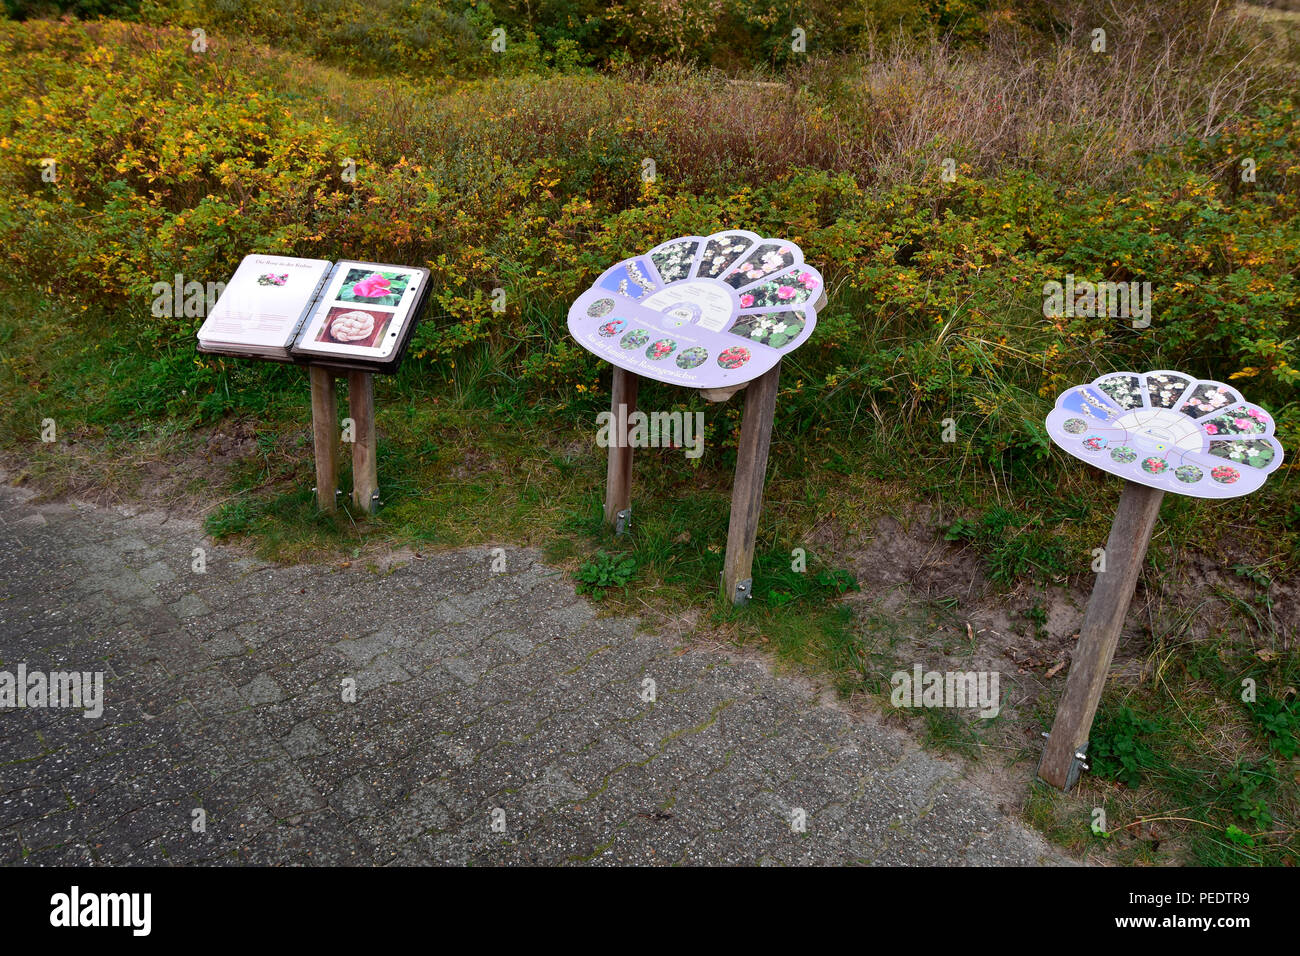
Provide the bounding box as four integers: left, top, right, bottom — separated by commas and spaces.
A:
238, 673, 287, 706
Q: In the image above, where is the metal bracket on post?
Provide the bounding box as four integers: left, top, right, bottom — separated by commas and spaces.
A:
1039, 732, 1090, 790
732, 578, 752, 606
369, 491, 381, 514
614, 508, 631, 536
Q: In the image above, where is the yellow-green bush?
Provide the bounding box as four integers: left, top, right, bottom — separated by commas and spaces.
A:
0, 18, 1296, 505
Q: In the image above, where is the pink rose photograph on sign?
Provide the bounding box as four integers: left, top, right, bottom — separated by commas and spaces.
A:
338, 268, 412, 306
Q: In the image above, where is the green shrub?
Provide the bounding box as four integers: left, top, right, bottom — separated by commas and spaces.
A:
0, 16, 1296, 538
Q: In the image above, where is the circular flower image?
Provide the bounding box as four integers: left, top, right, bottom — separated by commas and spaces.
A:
1110, 446, 1137, 464
569, 233, 825, 394
1081, 436, 1108, 451
645, 339, 676, 360
620, 329, 649, 350
676, 347, 708, 369
1211, 465, 1240, 484
1141, 457, 1168, 475
717, 346, 751, 370
1063, 418, 1087, 434
329, 310, 374, 343
1175, 464, 1203, 483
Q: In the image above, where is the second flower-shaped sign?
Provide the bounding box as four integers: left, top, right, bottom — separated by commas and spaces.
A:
567, 230, 826, 388
1046, 370, 1284, 498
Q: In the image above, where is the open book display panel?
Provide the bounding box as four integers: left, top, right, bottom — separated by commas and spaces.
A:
196, 254, 432, 375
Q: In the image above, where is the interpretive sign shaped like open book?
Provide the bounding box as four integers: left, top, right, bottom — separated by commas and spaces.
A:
196, 254, 431, 373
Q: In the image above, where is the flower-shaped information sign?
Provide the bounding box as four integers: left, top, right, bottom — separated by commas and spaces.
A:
567, 230, 825, 389
1046, 370, 1284, 499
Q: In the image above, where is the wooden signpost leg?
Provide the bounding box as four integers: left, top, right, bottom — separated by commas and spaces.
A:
347, 370, 379, 514
604, 367, 639, 535
721, 361, 781, 606
1039, 480, 1165, 790
309, 366, 339, 513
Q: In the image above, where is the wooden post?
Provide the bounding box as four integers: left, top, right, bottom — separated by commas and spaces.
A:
347, 370, 379, 514
604, 366, 639, 534
720, 361, 781, 605
1039, 480, 1165, 790
309, 366, 339, 513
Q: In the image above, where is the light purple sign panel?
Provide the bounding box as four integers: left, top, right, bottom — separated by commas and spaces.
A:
1046, 370, 1284, 499
567, 230, 824, 389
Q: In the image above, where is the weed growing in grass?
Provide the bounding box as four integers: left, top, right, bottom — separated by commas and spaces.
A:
1089, 705, 1163, 789
1220, 759, 1278, 833
204, 499, 257, 538
921, 707, 988, 760
754, 551, 858, 609
1248, 695, 1298, 759
574, 551, 637, 600
1023, 601, 1049, 640
1231, 563, 1274, 590
945, 507, 1071, 585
